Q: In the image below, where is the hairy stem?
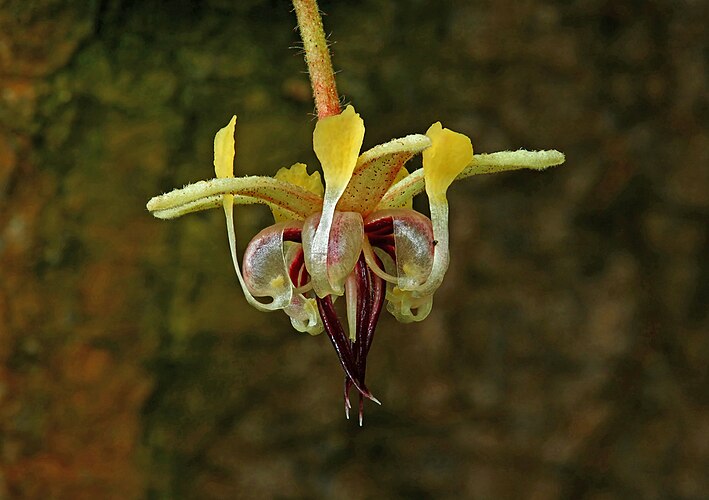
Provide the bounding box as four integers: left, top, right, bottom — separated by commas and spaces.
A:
292, 0, 341, 119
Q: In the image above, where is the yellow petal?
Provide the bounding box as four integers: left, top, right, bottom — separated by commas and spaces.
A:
393, 165, 410, 184
274, 162, 324, 197
391, 165, 413, 209
272, 163, 324, 221
313, 105, 364, 194
214, 115, 237, 178
422, 122, 473, 201
309, 105, 365, 296
401, 122, 472, 299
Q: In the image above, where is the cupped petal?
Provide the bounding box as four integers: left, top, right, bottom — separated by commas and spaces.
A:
404, 123, 472, 297
285, 295, 323, 335
302, 211, 364, 298
242, 221, 303, 310
391, 210, 434, 289
327, 212, 364, 296
365, 209, 435, 323
386, 286, 434, 323
336, 134, 430, 215
281, 243, 323, 335
310, 105, 365, 295
223, 203, 283, 312
209, 116, 300, 313
365, 209, 434, 289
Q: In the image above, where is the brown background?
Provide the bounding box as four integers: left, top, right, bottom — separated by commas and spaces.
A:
1, 0, 707, 498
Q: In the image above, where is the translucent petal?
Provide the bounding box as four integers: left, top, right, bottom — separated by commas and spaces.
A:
409, 198, 450, 298
365, 209, 434, 289
310, 106, 365, 298
391, 210, 434, 289
302, 211, 364, 297
386, 287, 434, 323
365, 209, 436, 323
242, 221, 303, 310
285, 295, 323, 335
210, 114, 287, 312
327, 212, 365, 294
397, 123, 472, 298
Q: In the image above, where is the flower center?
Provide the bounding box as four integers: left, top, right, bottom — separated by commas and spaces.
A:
281, 217, 396, 422
242, 210, 435, 423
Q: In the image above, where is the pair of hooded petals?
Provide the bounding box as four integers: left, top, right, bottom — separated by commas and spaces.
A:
147, 105, 565, 335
